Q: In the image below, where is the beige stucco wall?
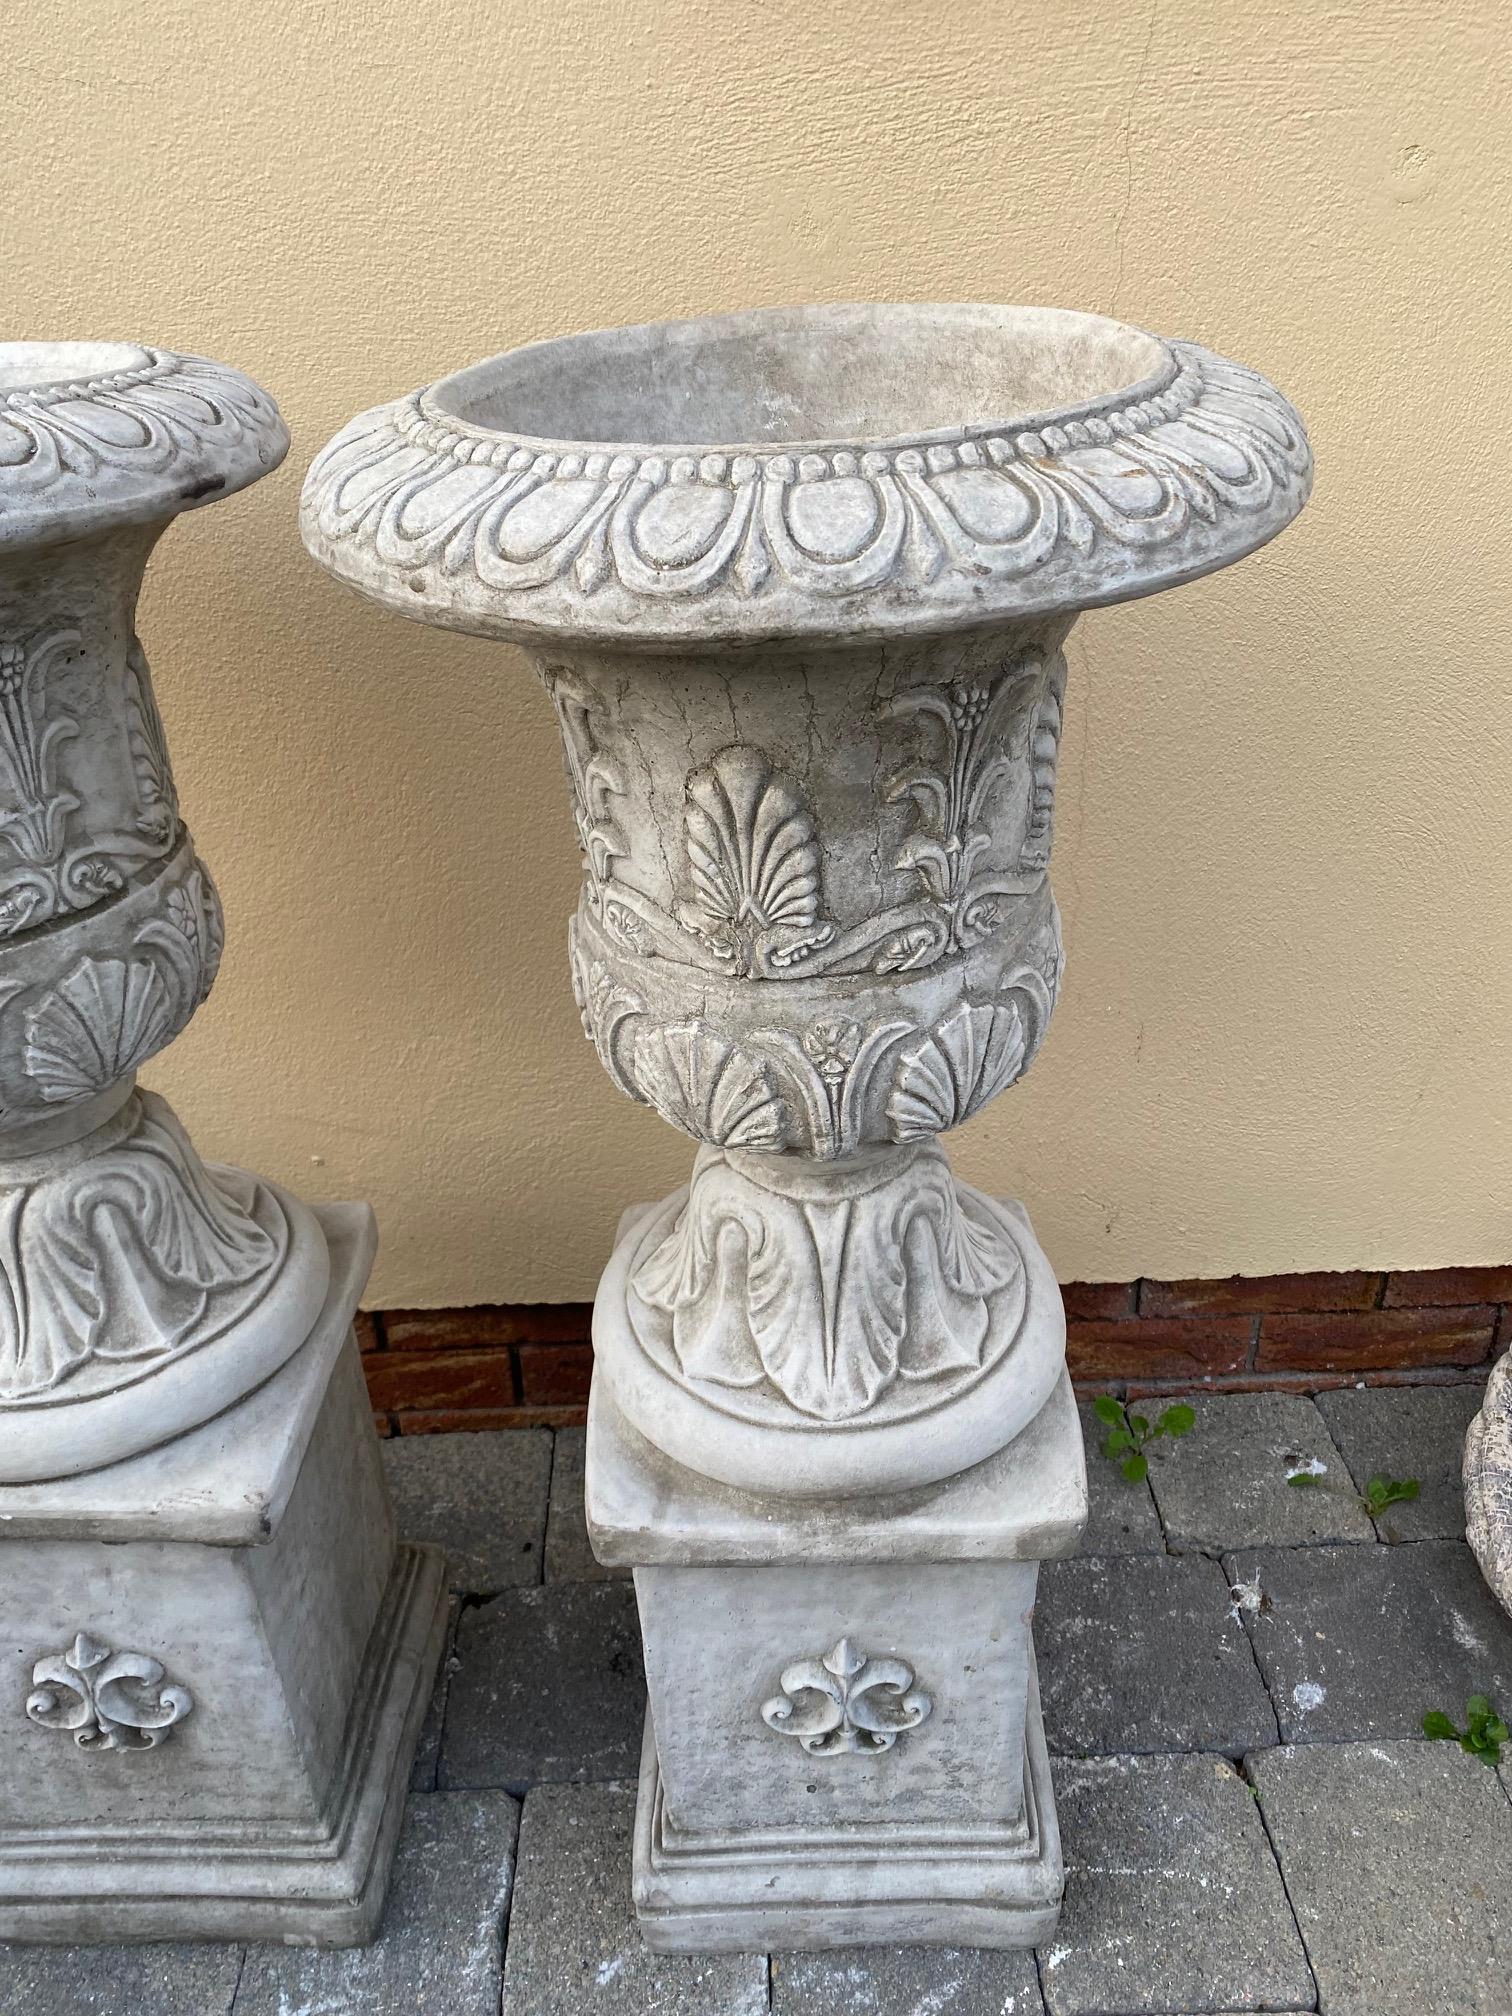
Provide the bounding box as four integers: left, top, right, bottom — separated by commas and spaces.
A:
6, 0, 1510, 1302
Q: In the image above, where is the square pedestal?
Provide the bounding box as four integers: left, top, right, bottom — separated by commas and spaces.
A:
0, 1205, 447, 1946
587, 1368, 1087, 1953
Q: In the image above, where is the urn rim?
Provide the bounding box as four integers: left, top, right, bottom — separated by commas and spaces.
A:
0, 343, 290, 552
301, 299, 1312, 648
424, 302, 1179, 460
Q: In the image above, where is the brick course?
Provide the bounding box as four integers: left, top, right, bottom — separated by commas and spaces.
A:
1140, 1271, 1381, 1317
357, 1265, 1508, 1429
1067, 1316, 1253, 1382
1256, 1305, 1496, 1374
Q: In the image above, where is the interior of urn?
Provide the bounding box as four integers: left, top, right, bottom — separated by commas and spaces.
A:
0, 341, 153, 392
430, 302, 1171, 450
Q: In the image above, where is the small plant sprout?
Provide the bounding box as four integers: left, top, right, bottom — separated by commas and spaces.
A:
1092, 1395, 1196, 1484
1285, 1457, 1420, 1519
1423, 1693, 1509, 1768
1363, 1474, 1420, 1515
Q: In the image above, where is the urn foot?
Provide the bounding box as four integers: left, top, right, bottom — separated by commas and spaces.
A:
595, 1153, 1066, 1497
0, 1204, 447, 1945
0, 1088, 330, 1483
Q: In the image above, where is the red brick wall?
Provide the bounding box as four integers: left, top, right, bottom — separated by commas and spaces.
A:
360, 1266, 1507, 1434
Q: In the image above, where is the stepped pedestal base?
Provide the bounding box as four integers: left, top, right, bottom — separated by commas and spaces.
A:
588, 1343, 1087, 1954
632, 1657, 1062, 1953
0, 1204, 447, 1946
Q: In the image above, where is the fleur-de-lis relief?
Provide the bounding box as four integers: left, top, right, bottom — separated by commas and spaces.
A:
26, 1632, 193, 1752
0, 626, 80, 872
761, 1636, 932, 1755
678, 747, 836, 976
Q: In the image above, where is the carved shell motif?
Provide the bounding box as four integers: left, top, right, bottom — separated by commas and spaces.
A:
678, 747, 835, 973
632, 1023, 786, 1148
886, 999, 1028, 1140
23, 955, 177, 1103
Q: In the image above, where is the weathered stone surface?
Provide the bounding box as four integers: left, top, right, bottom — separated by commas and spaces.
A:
1465, 1351, 1512, 1612
383, 1427, 551, 1592
771, 1947, 1046, 2014
1251, 1740, 1512, 2015
1039, 1752, 1312, 2016
1228, 1538, 1512, 1741
1036, 1553, 1277, 1756
0, 1216, 447, 1946
1074, 1401, 1166, 1554
409, 1595, 460, 1792
0, 1943, 242, 2016
605, 1379, 1072, 1950
233, 1792, 517, 2016
442, 1580, 645, 1790
502, 1783, 767, 2015
546, 1426, 628, 1581
1146, 1391, 1375, 1549
1317, 1380, 1482, 1540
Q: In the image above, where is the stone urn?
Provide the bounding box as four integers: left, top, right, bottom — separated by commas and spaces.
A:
303, 302, 1311, 1948
0, 343, 327, 1479
0, 343, 444, 1944
1466, 1360, 1512, 1614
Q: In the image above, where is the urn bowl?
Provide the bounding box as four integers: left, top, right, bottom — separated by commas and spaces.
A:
303, 303, 1310, 1484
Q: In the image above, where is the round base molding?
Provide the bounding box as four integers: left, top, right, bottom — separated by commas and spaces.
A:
0, 1093, 331, 1484
593, 1153, 1066, 1499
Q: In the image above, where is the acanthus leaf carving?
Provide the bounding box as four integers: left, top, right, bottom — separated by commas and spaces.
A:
126, 640, 180, 849
761, 1636, 932, 1755
0, 1091, 287, 1402
883, 658, 1050, 966
630, 1142, 1023, 1419
0, 627, 184, 943
764, 1015, 912, 1162
551, 674, 626, 904
0, 626, 80, 872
